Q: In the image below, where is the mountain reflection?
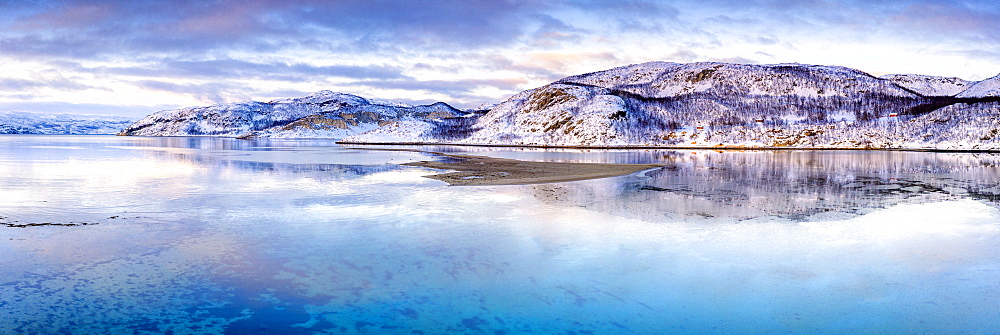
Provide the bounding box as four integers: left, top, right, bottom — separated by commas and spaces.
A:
149, 150, 399, 181
516, 150, 1000, 220
120, 137, 403, 180
120, 136, 344, 151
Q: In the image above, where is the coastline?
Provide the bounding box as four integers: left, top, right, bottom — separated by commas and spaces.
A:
339, 140, 1000, 154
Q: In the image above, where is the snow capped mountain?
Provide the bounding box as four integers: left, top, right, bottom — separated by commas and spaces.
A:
956, 74, 1000, 98
117, 62, 998, 151
267, 90, 371, 105
879, 74, 973, 97
0, 111, 135, 135
118, 91, 466, 138
559, 61, 917, 98
344, 61, 1000, 151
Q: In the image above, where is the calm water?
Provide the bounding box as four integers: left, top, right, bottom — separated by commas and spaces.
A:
1, 135, 998, 334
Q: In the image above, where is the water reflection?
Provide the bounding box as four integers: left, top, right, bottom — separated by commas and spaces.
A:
2, 136, 998, 334
0, 136, 417, 227
482, 150, 1000, 220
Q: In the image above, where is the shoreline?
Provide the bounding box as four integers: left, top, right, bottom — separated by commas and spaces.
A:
338, 141, 1000, 154
98, 135, 998, 153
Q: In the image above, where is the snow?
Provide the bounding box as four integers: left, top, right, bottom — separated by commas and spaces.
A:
345, 121, 436, 143
0, 111, 136, 135
267, 90, 369, 105
880, 74, 974, 97
345, 61, 1000, 151
246, 122, 381, 139
117, 62, 999, 151
119, 91, 466, 139
558, 61, 917, 99
956, 74, 1000, 98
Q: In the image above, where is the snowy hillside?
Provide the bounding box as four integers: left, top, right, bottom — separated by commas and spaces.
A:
0, 111, 135, 135
344, 61, 1000, 151
957, 74, 1000, 98
119, 91, 466, 138
558, 61, 917, 98
880, 74, 973, 97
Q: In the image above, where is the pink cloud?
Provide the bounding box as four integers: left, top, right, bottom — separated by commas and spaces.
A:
165, 1, 277, 38
13, 2, 117, 30
890, 2, 1000, 37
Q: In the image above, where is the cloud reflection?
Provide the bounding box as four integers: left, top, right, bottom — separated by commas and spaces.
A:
2, 137, 999, 333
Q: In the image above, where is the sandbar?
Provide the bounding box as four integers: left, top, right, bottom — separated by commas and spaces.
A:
387, 150, 663, 186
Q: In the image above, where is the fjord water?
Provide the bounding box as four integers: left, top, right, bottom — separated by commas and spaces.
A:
1, 135, 998, 334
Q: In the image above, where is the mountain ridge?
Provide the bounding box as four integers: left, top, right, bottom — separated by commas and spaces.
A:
879, 73, 973, 97
957, 74, 1000, 98
342, 61, 1000, 151
117, 90, 467, 138
116, 61, 1000, 151
0, 111, 135, 135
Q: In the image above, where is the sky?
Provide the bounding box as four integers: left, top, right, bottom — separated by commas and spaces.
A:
1, 0, 999, 118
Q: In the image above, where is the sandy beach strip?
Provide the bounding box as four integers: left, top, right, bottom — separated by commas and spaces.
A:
348, 147, 662, 186
366, 150, 661, 186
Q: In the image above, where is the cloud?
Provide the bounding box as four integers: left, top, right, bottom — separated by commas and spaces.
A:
0, 101, 176, 118
291, 1, 544, 47
0, 0, 560, 59
132, 80, 250, 103
688, 0, 1000, 41
523, 52, 621, 76
0, 1, 681, 60
755, 50, 776, 58
354, 78, 529, 95
666, 50, 701, 63
130, 76, 531, 108
347, 77, 533, 107
1, 0, 1000, 116
889, 1, 1000, 41
566, 0, 680, 33
476, 54, 560, 79
527, 14, 588, 47
100, 60, 411, 81
0, 77, 93, 91
0, 67, 104, 95
710, 56, 759, 64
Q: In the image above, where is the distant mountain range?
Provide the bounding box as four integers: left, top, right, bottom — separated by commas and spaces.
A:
0, 112, 135, 135
118, 61, 1000, 150
118, 90, 466, 138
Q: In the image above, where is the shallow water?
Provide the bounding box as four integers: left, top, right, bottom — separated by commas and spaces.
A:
1, 135, 998, 334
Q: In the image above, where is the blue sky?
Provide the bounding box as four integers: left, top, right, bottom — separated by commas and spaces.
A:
1, 0, 998, 117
